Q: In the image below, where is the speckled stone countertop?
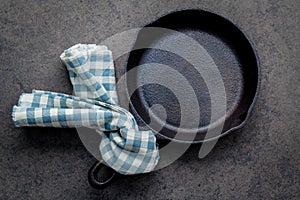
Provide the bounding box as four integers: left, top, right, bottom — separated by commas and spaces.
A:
0, 0, 299, 199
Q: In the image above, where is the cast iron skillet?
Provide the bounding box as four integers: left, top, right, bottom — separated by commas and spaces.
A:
88, 9, 260, 189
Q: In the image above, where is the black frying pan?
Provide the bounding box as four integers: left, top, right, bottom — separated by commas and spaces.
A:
88, 9, 260, 188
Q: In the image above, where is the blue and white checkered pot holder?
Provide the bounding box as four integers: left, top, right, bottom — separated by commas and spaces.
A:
12, 44, 159, 174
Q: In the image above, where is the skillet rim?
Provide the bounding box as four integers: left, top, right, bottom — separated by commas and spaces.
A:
125, 8, 261, 143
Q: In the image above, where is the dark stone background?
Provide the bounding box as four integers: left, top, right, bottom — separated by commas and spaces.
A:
0, 0, 299, 199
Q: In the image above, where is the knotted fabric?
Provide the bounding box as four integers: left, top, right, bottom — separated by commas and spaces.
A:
12, 44, 159, 174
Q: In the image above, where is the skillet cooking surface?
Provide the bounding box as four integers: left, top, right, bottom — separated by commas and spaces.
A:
126, 9, 259, 142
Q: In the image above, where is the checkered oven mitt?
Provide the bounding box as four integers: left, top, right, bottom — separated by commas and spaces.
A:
12, 44, 159, 174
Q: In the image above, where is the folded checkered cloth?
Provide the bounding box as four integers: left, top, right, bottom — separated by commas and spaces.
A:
12, 44, 159, 174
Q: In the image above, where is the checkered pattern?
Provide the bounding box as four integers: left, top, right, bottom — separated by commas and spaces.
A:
12, 44, 159, 175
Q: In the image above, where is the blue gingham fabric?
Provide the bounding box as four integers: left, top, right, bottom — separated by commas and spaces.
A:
12, 44, 159, 174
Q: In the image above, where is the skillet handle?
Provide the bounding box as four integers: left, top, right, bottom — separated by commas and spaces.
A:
88, 161, 117, 189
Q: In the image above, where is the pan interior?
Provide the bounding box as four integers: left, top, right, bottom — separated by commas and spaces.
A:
126, 10, 258, 142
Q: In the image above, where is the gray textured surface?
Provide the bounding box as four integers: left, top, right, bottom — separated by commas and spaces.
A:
0, 0, 299, 199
